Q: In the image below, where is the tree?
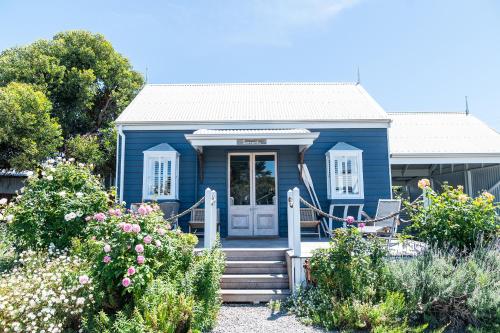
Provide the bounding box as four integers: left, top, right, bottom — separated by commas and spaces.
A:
0, 82, 63, 170
0, 30, 144, 137
0, 31, 143, 176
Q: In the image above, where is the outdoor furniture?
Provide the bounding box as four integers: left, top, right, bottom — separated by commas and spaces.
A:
300, 208, 321, 239
328, 203, 364, 230
360, 199, 401, 241
188, 208, 220, 236
159, 202, 180, 228
129, 203, 142, 213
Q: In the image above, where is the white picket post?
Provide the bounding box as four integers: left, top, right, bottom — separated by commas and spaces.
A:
210, 189, 217, 246
292, 187, 301, 257
204, 188, 214, 249
287, 189, 294, 250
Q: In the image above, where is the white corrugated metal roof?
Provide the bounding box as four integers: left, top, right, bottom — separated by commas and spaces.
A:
116, 83, 389, 125
389, 112, 500, 163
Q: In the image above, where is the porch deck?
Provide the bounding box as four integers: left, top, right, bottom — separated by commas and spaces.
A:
195, 237, 426, 257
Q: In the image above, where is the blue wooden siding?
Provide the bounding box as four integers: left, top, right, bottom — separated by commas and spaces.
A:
119, 128, 391, 237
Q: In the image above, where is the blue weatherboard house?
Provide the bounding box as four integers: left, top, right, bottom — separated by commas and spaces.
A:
115, 83, 392, 238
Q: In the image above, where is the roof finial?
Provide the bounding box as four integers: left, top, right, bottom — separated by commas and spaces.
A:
356, 67, 361, 85
465, 96, 469, 115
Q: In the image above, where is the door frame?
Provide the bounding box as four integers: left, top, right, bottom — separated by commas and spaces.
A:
227, 151, 279, 237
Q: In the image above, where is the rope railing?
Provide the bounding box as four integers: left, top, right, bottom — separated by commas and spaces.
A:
164, 196, 205, 223
299, 194, 422, 226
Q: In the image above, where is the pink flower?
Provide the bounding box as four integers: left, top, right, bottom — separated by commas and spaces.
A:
79, 275, 89, 285
131, 224, 141, 233
418, 178, 430, 190
103, 255, 111, 264
155, 240, 162, 247
138, 205, 148, 215
94, 213, 106, 222
157, 228, 166, 236
358, 222, 366, 229
103, 244, 111, 253
127, 266, 136, 276
122, 277, 131, 287
122, 223, 132, 233
146, 205, 153, 214
109, 208, 122, 216
143, 235, 152, 244
135, 244, 144, 253
346, 216, 355, 224
137, 255, 145, 265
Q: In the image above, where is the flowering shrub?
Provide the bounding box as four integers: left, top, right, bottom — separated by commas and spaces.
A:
84, 203, 197, 309
405, 183, 499, 251
2, 159, 109, 250
0, 246, 94, 332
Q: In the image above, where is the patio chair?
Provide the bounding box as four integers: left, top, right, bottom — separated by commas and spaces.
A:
360, 199, 401, 242
188, 208, 220, 236
300, 208, 321, 239
328, 203, 364, 230
159, 202, 180, 228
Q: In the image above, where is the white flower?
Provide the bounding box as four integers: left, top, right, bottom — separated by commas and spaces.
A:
6, 214, 14, 222
0, 198, 7, 205
76, 297, 85, 305
47, 175, 54, 181
64, 212, 77, 221
58, 191, 66, 197
68, 158, 75, 162
75, 192, 84, 198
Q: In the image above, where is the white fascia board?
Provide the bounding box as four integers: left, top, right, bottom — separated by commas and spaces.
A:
119, 120, 390, 131
390, 154, 500, 165
185, 132, 320, 150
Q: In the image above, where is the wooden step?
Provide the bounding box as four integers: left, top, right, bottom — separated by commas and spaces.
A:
220, 289, 291, 303
223, 248, 287, 261
224, 260, 287, 274
221, 274, 289, 289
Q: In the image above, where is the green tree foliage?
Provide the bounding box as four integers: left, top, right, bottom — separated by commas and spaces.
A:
66, 126, 117, 175
0, 82, 62, 170
0, 30, 144, 137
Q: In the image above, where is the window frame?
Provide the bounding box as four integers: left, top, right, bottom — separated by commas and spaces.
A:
326, 148, 364, 200
142, 150, 180, 201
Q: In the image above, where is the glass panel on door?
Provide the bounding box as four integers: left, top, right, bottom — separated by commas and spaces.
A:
255, 155, 276, 205
230, 155, 250, 205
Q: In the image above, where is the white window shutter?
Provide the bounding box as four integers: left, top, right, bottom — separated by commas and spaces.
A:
326, 143, 364, 199
142, 144, 180, 200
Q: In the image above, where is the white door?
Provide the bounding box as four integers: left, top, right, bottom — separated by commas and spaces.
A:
228, 153, 278, 237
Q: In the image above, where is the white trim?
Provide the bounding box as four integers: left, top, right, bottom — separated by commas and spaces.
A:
120, 120, 390, 131
142, 150, 180, 201
185, 131, 319, 152
386, 130, 393, 198
326, 149, 365, 200
118, 126, 126, 203
391, 154, 500, 164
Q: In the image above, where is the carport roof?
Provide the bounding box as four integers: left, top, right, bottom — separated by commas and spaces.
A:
389, 112, 500, 164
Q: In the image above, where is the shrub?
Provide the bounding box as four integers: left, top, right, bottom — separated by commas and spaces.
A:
387, 242, 500, 330
405, 183, 498, 251
187, 245, 225, 332
0, 246, 94, 332
309, 227, 388, 303
3, 159, 109, 250
84, 203, 197, 311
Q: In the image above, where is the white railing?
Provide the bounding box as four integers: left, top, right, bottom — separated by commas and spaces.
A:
204, 188, 218, 249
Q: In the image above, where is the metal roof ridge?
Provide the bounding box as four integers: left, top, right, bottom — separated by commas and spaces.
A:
145, 82, 359, 87
388, 111, 467, 115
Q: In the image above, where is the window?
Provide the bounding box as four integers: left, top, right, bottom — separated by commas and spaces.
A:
326, 143, 364, 199
142, 144, 179, 200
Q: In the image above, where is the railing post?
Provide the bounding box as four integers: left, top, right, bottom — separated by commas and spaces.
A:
292, 187, 301, 257
204, 188, 217, 249
287, 189, 294, 250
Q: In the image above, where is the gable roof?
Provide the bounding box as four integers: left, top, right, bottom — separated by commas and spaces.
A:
329, 142, 362, 151
143, 143, 177, 153
389, 112, 500, 164
116, 83, 389, 126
